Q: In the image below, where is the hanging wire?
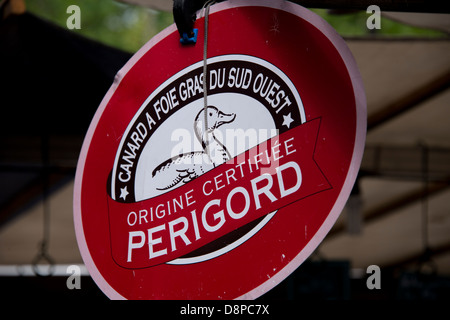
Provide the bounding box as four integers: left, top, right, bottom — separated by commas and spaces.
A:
417, 143, 437, 274
421, 144, 429, 254
201, 0, 216, 161
31, 133, 55, 276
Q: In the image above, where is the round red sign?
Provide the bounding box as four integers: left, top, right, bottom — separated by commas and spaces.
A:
74, 0, 366, 300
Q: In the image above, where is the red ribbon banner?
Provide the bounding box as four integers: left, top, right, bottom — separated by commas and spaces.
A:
107, 119, 330, 268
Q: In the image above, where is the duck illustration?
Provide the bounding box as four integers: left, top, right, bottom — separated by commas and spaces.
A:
151, 106, 236, 191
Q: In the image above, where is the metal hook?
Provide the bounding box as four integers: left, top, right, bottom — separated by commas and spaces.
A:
30, 133, 55, 277
173, 0, 224, 44
31, 241, 55, 277
173, 0, 204, 44
414, 247, 437, 276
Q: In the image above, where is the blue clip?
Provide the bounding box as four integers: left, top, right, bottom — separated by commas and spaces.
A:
180, 28, 198, 45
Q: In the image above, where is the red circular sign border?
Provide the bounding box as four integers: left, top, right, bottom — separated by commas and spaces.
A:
74, 0, 366, 300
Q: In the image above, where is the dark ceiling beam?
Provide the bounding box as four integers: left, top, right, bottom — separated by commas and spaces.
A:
0, 168, 74, 229
291, 0, 450, 13
367, 71, 450, 131
384, 241, 450, 270
361, 180, 449, 224
327, 179, 450, 238
360, 145, 450, 182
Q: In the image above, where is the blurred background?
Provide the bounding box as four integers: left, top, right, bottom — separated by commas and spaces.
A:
0, 0, 449, 300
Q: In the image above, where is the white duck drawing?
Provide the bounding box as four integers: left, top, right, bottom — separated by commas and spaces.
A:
151, 106, 236, 191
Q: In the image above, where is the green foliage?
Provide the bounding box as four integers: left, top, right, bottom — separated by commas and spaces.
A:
25, 0, 173, 53
312, 9, 446, 38
24, 1, 446, 54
